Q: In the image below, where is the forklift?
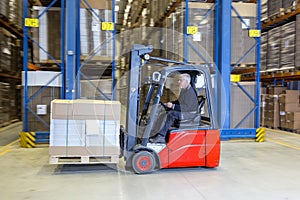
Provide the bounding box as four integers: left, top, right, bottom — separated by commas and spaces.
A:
120, 44, 220, 174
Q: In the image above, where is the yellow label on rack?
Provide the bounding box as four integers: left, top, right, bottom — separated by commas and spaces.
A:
101, 22, 114, 31
249, 29, 261, 37
25, 18, 39, 27
187, 26, 198, 35
231, 74, 241, 82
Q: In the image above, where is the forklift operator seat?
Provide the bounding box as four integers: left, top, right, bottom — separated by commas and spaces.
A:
174, 96, 206, 128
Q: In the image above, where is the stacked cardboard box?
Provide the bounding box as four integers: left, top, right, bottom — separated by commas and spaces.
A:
80, 8, 113, 57
267, 27, 281, 69
80, 79, 113, 100
0, 0, 22, 29
286, 112, 300, 130
49, 99, 121, 157
261, 32, 268, 70
264, 95, 280, 128
263, 86, 287, 128
282, 0, 295, 9
268, 0, 282, 17
186, 3, 215, 65
279, 90, 300, 130
268, 86, 287, 95
8, 80, 18, 122
0, 28, 12, 74
231, 82, 256, 128
33, 7, 113, 63
0, 1, 8, 18
22, 71, 62, 132
296, 14, 300, 69
280, 21, 295, 69
261, 0, 268, 21
0, 82, 10, 126
260, 93, 267, 126
231, 3, 257, 65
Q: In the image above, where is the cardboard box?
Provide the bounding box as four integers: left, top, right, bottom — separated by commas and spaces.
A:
279, 103, 300, 112
268, 86, 287, 95
280, 119, 286, 128
51, 99, 121, 120
286, 112, 300, 121
278, 90, 300, 103
286, 120, 300, 130
264, 110, 279, 119
261, 87, 267, 94
264, 117, 279, 128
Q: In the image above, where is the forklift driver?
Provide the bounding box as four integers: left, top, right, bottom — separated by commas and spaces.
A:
149, 73, 198, 143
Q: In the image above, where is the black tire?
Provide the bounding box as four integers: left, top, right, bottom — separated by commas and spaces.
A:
132, 151, 156, 174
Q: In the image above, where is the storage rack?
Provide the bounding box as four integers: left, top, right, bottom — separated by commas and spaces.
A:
22, 0, 117, 142
240, 2, 300, 83
0, 1, 23, 127
21, 0, 265, 141
117, 0, 262, 140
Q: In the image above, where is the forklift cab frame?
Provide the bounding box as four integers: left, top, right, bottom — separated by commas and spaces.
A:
120, 45, 220, 174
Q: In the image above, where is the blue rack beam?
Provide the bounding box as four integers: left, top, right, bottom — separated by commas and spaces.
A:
23, 0, 66, 133
216, 0, 231, 129
23, 0, 29, 132
65, 0, 77, 100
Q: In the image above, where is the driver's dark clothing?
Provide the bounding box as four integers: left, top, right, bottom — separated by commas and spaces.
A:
157, 85, 198, 137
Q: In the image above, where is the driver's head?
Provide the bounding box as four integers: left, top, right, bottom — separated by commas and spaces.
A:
178, 73, 191, 89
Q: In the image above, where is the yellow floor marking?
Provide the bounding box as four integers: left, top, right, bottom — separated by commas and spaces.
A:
0, 149, 11, 157
0, 139, 19, 152
267, 138, 300, 151
266, 128, 300, 138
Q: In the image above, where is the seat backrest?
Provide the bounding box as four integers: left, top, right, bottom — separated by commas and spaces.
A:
197, 96, 206, 113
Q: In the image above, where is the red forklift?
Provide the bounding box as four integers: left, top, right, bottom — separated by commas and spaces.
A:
120, 44, 220, 174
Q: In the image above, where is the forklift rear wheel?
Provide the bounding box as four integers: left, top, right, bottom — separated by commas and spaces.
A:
132, 151, 156, 174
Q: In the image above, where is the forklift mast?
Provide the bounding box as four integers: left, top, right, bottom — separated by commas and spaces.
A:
125, 44, 153, 148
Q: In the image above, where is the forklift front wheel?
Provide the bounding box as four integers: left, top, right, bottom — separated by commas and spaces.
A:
132, 151, 156, 174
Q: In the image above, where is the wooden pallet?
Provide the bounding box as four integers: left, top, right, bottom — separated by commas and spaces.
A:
262, 18, 270, 24
0, 122, 10, 128
278, 127, 300, 134
50, 155, 119, 165
264, 125, 276, 129
277, 8, 286, 18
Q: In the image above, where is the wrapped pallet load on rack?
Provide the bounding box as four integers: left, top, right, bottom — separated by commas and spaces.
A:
260, 32, 268, 70
0, 28, 12, 74
186, 2, 215, 65
268, 0, 282, 17
32, 6, 112, 63
280, 21, 296, 69
261, 0, 268, 21
22, 71, 61, 132
267, 26, 281, 70
0, 82, 10, 127
296, 14, 300, 69
231, 2, 256, 65
0, 1, 8, 18
49, 99, 121, 164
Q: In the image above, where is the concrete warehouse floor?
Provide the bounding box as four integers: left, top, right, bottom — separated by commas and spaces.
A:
1, 123, 300, 200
